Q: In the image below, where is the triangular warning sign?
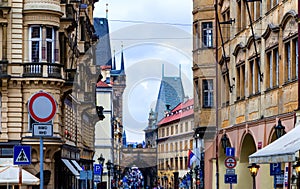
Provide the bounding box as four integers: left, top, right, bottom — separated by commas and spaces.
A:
16, 149, 29, 163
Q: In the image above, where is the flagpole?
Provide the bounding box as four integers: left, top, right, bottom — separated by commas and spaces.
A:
215, 0, 220, 188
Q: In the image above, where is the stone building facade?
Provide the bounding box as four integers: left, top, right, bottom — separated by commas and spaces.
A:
193, 0, 299, 188
0, 0, 99, 188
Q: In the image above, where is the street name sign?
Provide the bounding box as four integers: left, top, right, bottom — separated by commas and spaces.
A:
13, 146, 31, 165
33, 124, 53, 137
226, 169, 235, 175
224, 157, 237, 169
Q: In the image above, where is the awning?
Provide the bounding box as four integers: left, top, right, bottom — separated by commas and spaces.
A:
70, 160, 83, 171
0, 166, 40, 185
62, 159, 80, 179
249, 123, 300, 164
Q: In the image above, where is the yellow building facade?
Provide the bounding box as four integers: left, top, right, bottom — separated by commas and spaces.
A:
193, 0, 299, 188
0, 0, 99, 188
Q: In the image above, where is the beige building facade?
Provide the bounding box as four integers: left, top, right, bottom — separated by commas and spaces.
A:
193, 0, 299, 188
157, 99, 194, 188
0, 0, 99, 188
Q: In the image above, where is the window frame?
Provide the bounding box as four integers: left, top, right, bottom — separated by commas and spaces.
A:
29, 26, 42, 63
202, 22, 213, 48
202, 79, 214, 108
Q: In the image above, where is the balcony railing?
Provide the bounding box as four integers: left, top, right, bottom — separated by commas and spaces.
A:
23, 62, 63, 78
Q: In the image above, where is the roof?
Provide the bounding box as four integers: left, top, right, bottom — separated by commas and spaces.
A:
158, 99, 193, 126
94, 18, 112, 66
96, 80, 111, 88
155, 76, 185, 122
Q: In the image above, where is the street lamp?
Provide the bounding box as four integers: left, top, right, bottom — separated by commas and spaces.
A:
293, 161, 300, 188
248, 163, 260, 189
221, 133, 229, 153
274, 119, 285, 139
98, 154, 105, 184
106, 160, 113, 189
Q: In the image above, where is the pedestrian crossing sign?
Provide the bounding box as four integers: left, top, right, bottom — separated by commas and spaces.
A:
13, 145, 31, 165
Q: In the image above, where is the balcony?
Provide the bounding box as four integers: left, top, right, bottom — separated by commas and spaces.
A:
23, 62, 62, 78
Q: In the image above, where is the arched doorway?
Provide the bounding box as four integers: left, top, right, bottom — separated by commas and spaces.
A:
219, 135, 232, 189
236, 133, 256, 189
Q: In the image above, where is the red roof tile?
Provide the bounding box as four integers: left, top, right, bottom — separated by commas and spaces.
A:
96, 81, 111, 87
158, 99, 194, 126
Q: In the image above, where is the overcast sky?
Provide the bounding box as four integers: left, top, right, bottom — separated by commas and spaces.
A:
94, 0, 193, 142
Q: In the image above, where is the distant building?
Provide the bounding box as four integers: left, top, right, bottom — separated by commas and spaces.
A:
157, 99, 194, 189
94, 17, 126, 189
144, 65, 185, 148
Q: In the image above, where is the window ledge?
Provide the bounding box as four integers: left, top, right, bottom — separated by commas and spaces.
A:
248, 92, 261, 99
202, 106, 214, 109
265, 86, 279, 93
282, 78, 297, 86
235, 96, 245, 103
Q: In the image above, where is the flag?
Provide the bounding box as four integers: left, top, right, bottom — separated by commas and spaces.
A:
188, 149, 197, 168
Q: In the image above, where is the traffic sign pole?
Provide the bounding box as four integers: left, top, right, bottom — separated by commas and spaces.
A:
40, 137, 43, 189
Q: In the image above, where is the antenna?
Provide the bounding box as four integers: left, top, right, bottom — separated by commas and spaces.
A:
162, 64, 164, 77
106, 3, 108, 19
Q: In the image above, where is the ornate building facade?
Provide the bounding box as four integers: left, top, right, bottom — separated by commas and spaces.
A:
0, 0, 99, 188
193, 0, 299, 188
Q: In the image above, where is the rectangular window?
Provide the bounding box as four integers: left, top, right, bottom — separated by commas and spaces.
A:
267, 51, 273, 88
194, 23, 200, 49
203, 79, 214, 107
285, 42, 291, 81
249, 58, 260, 95
274, 48, 279, 86
46, 27, 55, 63
202, 22, 213, 48
194, 79, 200, 108
29, 26, 56, 63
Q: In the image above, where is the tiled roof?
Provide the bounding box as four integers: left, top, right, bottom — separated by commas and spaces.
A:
96, 80, 111, 87
158, 99, 194, 126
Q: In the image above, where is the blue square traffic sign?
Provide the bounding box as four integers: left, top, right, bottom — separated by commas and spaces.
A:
224, 174, 237, 184
225, 147, 235, 157
13, 145, 31, 165
94, 164, 102, 175
270, 163, 281, 176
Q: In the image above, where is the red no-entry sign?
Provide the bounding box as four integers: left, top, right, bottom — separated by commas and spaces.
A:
28, 91, 57, 123
224, 157, 237, 169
